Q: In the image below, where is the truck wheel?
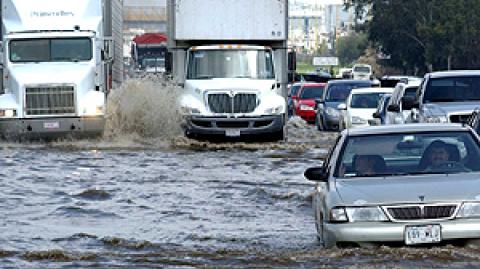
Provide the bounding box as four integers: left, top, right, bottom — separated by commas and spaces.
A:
271, 130, 285, 141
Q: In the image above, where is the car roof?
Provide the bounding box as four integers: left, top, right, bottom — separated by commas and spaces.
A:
301, 82, 326, 87
350, 87, 394, 94
327, 79, 372, 85
345, 123, 471, 136
428, 70, 480, 78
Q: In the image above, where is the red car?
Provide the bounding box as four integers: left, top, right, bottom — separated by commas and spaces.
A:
294, 82, 326, 123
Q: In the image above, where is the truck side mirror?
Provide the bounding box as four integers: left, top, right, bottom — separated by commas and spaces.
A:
165, 52, 173, 74
288, 50, 296, 72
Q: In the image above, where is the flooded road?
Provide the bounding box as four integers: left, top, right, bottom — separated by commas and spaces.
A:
1, 78, 480, 268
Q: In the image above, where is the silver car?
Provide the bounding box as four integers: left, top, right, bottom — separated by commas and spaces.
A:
305, 124, 480, 248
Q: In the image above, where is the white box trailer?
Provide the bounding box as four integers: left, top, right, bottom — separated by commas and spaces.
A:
167, 0, 291, 140
0, 0, 123, 139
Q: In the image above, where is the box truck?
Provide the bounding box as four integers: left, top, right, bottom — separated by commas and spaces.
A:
0, 0, 123, 139
167, 0, 291, 140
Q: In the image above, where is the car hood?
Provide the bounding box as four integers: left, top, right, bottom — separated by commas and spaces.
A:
423, 102, 480, 116
335, 173, 480, 205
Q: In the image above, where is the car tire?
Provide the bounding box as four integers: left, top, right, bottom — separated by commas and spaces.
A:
315, 207, 336, 248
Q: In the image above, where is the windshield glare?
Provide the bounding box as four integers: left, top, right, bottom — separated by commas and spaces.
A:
335, 131, 480, 178
10, 38, 92, 62
424, 77, 480, 102
187, 49, 275, 79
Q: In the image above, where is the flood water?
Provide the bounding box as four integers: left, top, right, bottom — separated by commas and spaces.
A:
1, 77, 480, 268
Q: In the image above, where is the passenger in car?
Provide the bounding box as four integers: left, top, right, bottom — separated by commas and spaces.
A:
418, 140, 460, 171
353, 154, 386, 176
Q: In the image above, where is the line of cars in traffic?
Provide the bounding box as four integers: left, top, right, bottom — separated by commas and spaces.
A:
299, 70, 480, 248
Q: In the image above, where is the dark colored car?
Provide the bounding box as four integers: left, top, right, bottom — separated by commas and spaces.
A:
294, 83, 326, 123
468, 109, 480, 135
315, 80, 373, 131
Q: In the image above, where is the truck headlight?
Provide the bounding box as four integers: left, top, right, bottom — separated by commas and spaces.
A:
457, 202, 480, 218
346, 207, 388, 222
300, 104, 314, 111
180, 106, 200, 115
0, 109, 17, 118
326, 107, 340, 117
265, 105, 283, 115
424, 115, 448, 123
352, 116, 367, 124
329, 207, 348, 222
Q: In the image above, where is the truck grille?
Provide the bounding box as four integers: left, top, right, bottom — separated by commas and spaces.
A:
25, 86, 75, 116
450, 114, 472, 124
386, 205, 456, 221
207, 93, 257, 113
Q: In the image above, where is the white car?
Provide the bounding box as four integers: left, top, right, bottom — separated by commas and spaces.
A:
385, 80, 422, 124
338, 87, 394, 129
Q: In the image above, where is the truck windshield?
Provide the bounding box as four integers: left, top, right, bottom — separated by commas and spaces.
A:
424, 77, 480, 102
187, 49, 274, 79
353, 66, 371, 73
10, 38, 92, 63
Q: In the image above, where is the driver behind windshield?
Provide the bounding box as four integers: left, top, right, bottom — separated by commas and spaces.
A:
419, 140, 464, 171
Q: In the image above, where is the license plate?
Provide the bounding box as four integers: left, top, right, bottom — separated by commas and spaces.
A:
225, 129, 241, 137
43, 122, 60, 129
405, 224, 441, 245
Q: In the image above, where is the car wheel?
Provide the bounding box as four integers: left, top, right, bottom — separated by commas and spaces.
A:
315, 208, 336, 248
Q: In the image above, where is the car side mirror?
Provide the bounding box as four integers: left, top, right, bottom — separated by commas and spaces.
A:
304, 167, 328, 182
372, 111, 381, 118
387, 104, 400, 113
337, 103, 347, 110
401, 96, 415, 110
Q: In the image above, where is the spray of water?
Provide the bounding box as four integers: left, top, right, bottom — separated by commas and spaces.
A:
104, 75, 183, 140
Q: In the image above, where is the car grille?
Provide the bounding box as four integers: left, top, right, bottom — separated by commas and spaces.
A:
25, 86, 75, 116
386, 205, 457, 221
450, 114, 472, 124
207, 93, 257, 113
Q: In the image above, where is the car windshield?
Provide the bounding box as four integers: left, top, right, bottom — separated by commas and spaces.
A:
300, 86, 324, 99
325, 84, 370, 101
10, 38, 92, 62
350, 92, 386, 108
353, 66, 371, 73
335, 131, 480, 178
404, 87, 418, 98
424, 77, 480, 102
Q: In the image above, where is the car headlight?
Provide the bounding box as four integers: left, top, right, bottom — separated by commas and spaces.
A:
346, 207, 388, 222
0, 109, 17, 118
329, 207, 348, 222
180, 106, 201, 115
352, 116, 367, 124
300, 104, 314, 111
265, 105, 283, 115
424, 115, 448, 123
457, 202, 480, 218
326, 107, 340, 117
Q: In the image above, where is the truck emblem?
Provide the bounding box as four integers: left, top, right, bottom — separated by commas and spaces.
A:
419, 195, 425, 202
228, 91, 235, 98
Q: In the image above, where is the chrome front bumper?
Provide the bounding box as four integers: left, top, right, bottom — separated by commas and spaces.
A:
325, 219, 480, 244
183, 115, 284, 136
0, 116, 105, 140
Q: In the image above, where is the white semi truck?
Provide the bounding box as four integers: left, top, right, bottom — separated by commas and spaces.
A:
167, 0, 291, 140
0, 0, 123, 139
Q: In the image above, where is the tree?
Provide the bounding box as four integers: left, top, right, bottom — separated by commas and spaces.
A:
336, 33, 368, 66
